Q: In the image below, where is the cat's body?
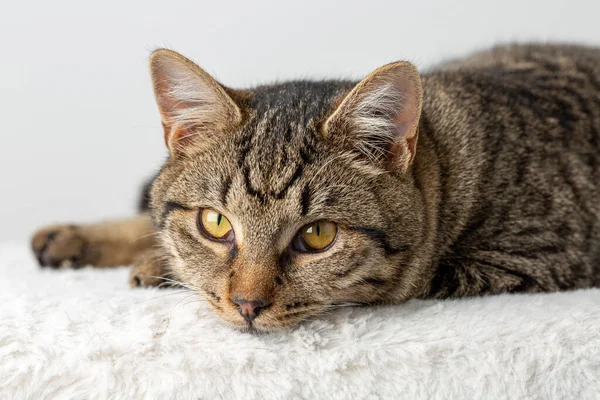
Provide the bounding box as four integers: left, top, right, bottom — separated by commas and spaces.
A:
32, 43, 600, 330
419, 44, 600, 296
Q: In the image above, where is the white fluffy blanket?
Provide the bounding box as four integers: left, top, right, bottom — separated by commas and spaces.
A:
1, 242, 599, 399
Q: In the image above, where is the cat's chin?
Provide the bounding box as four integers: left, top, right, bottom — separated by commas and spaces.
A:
219, 316, 301, 333
230, 323, 277, 334
215, 308, 317, 333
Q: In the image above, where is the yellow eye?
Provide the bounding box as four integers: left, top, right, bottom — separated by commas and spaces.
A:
199, 209, 234, 240
297, 220, 338, 252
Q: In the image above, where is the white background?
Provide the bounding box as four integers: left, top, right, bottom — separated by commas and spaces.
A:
1, 0, 599, 241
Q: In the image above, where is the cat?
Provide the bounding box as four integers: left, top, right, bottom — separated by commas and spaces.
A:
31, 43, 600, 331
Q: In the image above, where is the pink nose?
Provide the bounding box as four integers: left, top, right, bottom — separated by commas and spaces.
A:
231, 297, 268, 322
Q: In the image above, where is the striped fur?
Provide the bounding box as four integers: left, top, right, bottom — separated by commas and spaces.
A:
32, 44, 600, 331
146, 44, 600, 330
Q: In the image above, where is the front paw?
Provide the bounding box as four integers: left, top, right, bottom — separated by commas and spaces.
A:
129, 252, 167, 288
31, 225, 88, 268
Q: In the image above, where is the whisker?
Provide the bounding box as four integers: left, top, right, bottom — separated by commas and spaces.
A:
148, 275, 196, 290
171, 293, 199, 313
179, 298, 210, 309
133, 231, 162, 243
132, 289, 190, 305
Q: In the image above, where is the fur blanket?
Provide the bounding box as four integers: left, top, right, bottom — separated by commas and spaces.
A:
1, 242, 598, 399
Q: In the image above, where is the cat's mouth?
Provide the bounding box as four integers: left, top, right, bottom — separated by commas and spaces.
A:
210, 299, 324, 332
198, 285, 327, 331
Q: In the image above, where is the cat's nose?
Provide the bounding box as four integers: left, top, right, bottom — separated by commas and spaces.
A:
230, 296, 269, 322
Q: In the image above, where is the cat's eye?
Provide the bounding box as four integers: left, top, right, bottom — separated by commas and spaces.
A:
293, 220, 338, 252
198, 208, 234, 241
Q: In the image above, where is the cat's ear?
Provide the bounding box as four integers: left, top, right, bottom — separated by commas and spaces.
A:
149, 49, 242, 153
324, 61, 422, 173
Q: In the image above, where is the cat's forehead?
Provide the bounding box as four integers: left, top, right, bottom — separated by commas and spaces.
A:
169, 80, 381, 222
243, 80, 355, 142
226, 81, 354, 202
247, 80, 355, 120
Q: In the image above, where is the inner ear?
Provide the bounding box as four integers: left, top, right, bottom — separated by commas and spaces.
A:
324, 61, 423, 173
149, 49, 242, 153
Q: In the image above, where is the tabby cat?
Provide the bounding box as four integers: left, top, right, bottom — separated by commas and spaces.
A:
32, 44, 600, 331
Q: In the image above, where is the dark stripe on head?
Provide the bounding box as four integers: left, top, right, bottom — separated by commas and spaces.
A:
160, 201, 191, 228
237, 129, 315, 203
221, 176, 232, 206
237, 133, 252, 168
347, 226, 409, 255
242, 165, 266, 204
275, 164, 303, 200
300, 184, 311, 216
273, 134, 315, 200
278, 136, 314, 201
237, 131, 267, 203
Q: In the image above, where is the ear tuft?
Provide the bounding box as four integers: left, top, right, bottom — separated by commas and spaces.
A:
324, 62, 422, 173
149, 49, 241, 153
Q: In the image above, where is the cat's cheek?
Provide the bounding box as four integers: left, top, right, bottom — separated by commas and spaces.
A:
161, 224, 231, 288
325, 231, 380, 276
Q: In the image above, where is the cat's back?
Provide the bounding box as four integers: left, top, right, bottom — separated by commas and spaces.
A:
436, 43, 600, 73
419, 44, 600, 297
429, 43, 600, 113
427, 43, 600, 176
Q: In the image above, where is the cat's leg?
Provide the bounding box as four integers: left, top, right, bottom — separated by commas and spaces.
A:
129, 249, 171, 288
31, 214, 157, 269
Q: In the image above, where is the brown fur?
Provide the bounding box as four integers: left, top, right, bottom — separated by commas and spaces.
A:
32, 43, 600, 331
32, 216, 155, 268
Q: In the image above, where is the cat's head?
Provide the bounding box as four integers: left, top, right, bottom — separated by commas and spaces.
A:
148, 49, 429, 331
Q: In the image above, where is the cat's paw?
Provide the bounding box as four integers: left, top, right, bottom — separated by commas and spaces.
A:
129, 253, 167, 288
31, 225, 88, 268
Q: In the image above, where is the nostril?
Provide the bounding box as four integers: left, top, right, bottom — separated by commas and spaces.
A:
230, 297, 269, 321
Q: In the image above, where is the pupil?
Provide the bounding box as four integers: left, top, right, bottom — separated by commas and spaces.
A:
217, 213, 222, 226
316, 222, 321, 236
